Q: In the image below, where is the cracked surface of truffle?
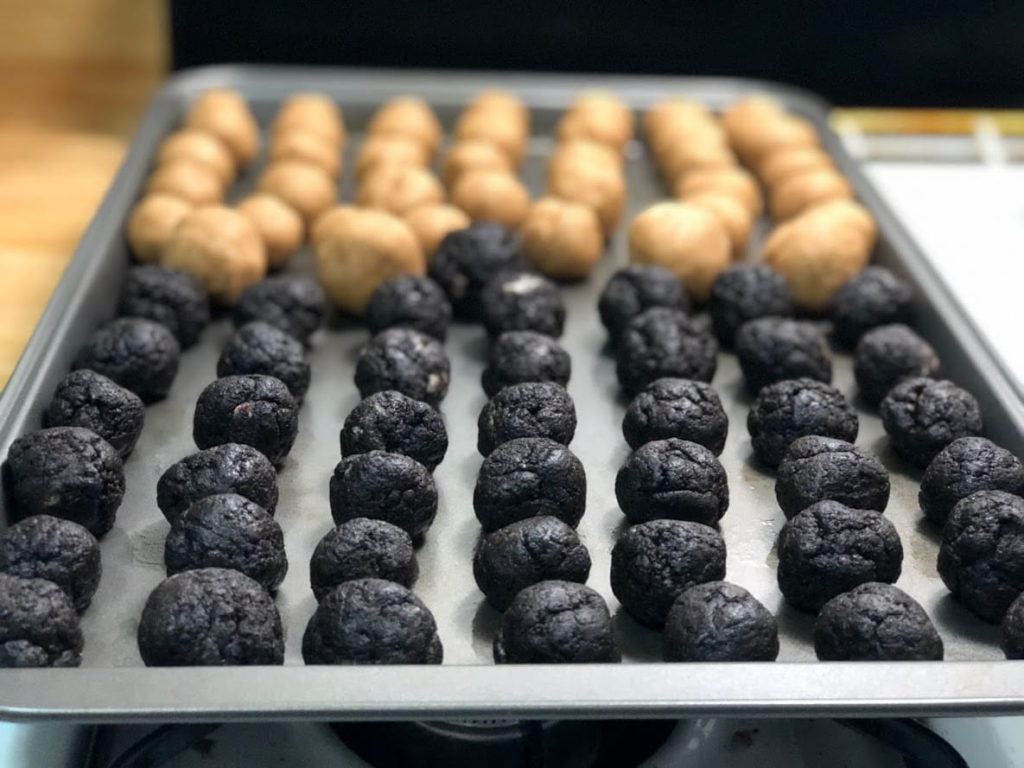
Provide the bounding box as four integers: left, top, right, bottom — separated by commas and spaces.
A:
477, 382, 576, 456
482, 331, 571, 397
708, 265, 794, 347
734, 317, 831, 394
832, 266, 914, 347
232, 274, 327, 344
365, 274, 452, 340
621, 378, 728, 454
663, 581, 779, 662
193, 374, 299, 465
479, 271, 565, 338
341, 390, 448, 471
880, 377, 982, 467
0, 573, 82, 667
598, 264, 690, 341
73, 317, 181, 403
117, 265, 210, 348
329, 451, 438, 538
310, 518, 418, 601
355, 327, 450, 407
920, 437, 1024, 526
775, 436, 890, 518
428, 221, 526, 318
45, 369, 145, 458
854, 324, 940, 406
217, 321, 311, 402
615, 307, 717, 396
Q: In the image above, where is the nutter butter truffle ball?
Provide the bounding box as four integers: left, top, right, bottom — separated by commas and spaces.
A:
329, 451, 437, 539
428, 221, 526, 319
480, 271, 566, 339
354, 328, 450, 408
45, 370, 145, 459
880, 378, 982, 467
482, 331, 571, 397
73, 318, 181, 403
832, 266, 914, 347
664, 582, 779, 662
920, 437, 1024, 526
1000, 592, 1024, 659
341, 390, 448, 472
854, 325, 940, 406
598, 264, 690, 341
217, 322, 310, 403
708, 265, 795, 347
0, 573, 82, 667
775, 436, 889, 519
310, 518, 418, 601
477, 382, 576, 456
734, 317, 832, 394
233, 275, 327, 345
621, 378, 728, 454
615, 308, 718, 396
117, 265, 210, 348
365, 274, 452, 341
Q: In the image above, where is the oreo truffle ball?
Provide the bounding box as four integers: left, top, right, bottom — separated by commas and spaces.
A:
164, 493, 288, 592
341, 390, 448, 471
365, 274, 452, 341
479, 271, 566, 339
938, 490, 1024, 623
428, 221, 526, 318
777, 501, 903, 612
474, 516, 591, 611
474, 437, 586, 531
5, 427, 125, 537
117, 265, 210, 347
302, 578, 443, 665
310, 518, 418, 601
708, 264, 794, 347
233, 274, 327, 344
477, 381, 576, 456
748, 378, 858, 468
832, 266, 914, 347
0, 515, 100, 613
734, 317, 831, 394
664, 581, 779, 662
920, 437, 1024, 526
494, 581, 619, 664
73, 317, 181, 403
217, 321, 311, 402
45, 369, 145, 458
355, 328, 450, 408
0, 573, 82, 667
621, 378, 728, 454
615, 438, 729, 526
329, 451, 437, 538
598, 264, 690, 341
1000, 592, 1024, 659
775, 436, 890, 519
482, 331, 571, 397
157, 443, 278, 525
611, 519, 727, 628
880, 377, 982, 467
193, 374, 299, 465
137, 568, 284, 666
616, 307, 718, 396
854, 324, 940, 406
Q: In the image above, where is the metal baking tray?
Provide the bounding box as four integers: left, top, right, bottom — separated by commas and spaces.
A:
2, 66, 1024, 722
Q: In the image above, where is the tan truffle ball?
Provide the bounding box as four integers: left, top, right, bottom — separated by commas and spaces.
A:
643, 98, 715, 144
259, 160, 336, 223
403, 203, 471, 258
520, 197, 603, 281
548, 162, 626, 237
271, 92, 345, 148
721, 95, 785, 143
184, 89, 260, 168
757, 146, 835, 188
355, 134, 429, 180
156, 129, 235, 186
270, 129, 341, 179
674, 167, 763, 218
657, 139, 736, 185
685, 192, 754, 259
548, 139, 623, 180
146, 160, 224, 206
367, 97, 443, 156
730, 112, 819, 166
236, 194, 305, 269
628, 201, 731, 302
161, 206, 267, 304
455, 108, 528, 167
126, 194, 193, 264
770, 168, 854, 220
442, 140, 513, 188
451, 169, 531, 228
556, 91, 634, 152
356, 165, 445, 217
467, 90, 529, 134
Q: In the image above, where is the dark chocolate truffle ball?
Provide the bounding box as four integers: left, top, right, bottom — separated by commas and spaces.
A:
854, 324, 940, 406
832, 266, 914, 348
734, 317, 831, 394
302, 578, 443, 665
157, 443, 278, 525
777, 501, 903, 612
0, 573, 82, 667
217, 321, 311, 402
0, 515, 100, 613
481, 331, 571, 397
73, 317, 181, 403
355, 328, 450, 408
598, 264, 690, 341
117, 265, 210, 348
329, 451, 437, 538
5, 427, 125, 537
938, 490, 1024, 623
44, 369, 145, 458
775, 436, 890, 519
137, 568, 284, 666
429, 221, 526, 319
477, 382, 576, 456
310, 518, 418, 601
474, 437, 586, 532
164, 493, 288, 592
615, 438, 729, 526
615, 307, 718, 396
663, 581, 779, 662
708, 264, 795, 347
479, 271, 565, 339
193, 374, 299, 466
341, 390, 448, 471
880, 377, 983, 467
621, 378, 728, 454
494, 580, 619, 664
1000, 592, 1024, 659
365, 274, 452, 341
814, 582, 943, 661
610, 519, 727, 628
920, 437, 1024, 526
473, 517, 591, 611
233, 274, 327, 345
747, 378, 858, 468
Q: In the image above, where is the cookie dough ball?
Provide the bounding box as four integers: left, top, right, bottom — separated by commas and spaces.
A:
777, 501, 903, 612
480, 271, 565, 339
329, 451, 437, 538
735, 317, 832, 394
146, 160, 224, 206
482, 331, 571, 397
611, 519, 727, 628
548, 161, 626, 237
269, 129, 341, 179
365, 274, 452, 341
622, 378, 728, 454
685, 192, 755, 258
341, 390, 448, 472
520, 197, 603, 281
477, 382, 576, 456
920, 438, 1024, 527
880, 378, 983, 467
815, 583, 943, 661
157, 128, 235, 185
656, 140, 736, 185
217, 321, 310, 402
356, 165, 444, 217
0, 516, 100, 613
664, 582, 779, 662
272, 92, 345, 148
310, 518, 418, 601
775, 436, 890, 519
117, 265, 210, 348
355, 134, 429, 181
367, 96, 442, 155
832, 266, 915, 347
557, 91, 633, 152
233, 274, 327, 345
724, 103, 818, 166
615, 307, 718, 396
157, 443, 278, 525
0, 573, 82, 667
442, 140, 513, 188
451, 170, 530, 228
854, 324, 940, 406
402, 203, 471, 258
675, 167, 763, 218
708, 265, 795, 347
126, 194, 193, 264
428, 221, 526, 318
259, 160, 336, 223
467, 90, 530, 133
1001, 592, 1024, 658
236, 194, 305, 269
598, 264, 690, 341
184, 88, 260, 168
758, 145, 834, 188
193, 374, 299, 466
45, 370, 144, 459
455, 107, 527, 167
137, 568, 284, 666
303, 578, 442, 665
355, 327, 450, 407
748, 378, 858, 468
474, 437, 586, 532
770, 168, 854, 220
74, 317, 180, 403
548, 139, 622, 181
